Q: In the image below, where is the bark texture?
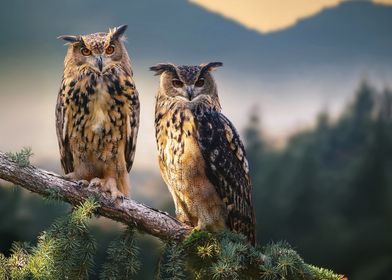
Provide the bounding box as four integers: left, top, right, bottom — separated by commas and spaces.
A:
0, 151, 192, 242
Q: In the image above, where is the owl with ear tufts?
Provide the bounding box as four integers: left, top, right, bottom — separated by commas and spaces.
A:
151, 62, 256, 244
56, 25, 140, 199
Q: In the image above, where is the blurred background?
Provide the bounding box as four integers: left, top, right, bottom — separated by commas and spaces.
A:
0, 0, 391, 279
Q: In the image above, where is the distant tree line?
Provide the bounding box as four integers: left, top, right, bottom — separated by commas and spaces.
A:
245, 81, 392, 279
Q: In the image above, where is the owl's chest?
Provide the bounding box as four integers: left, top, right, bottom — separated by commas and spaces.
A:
84, 86, 112, 134
67, 81, 125, 152
156, 109, 204, 185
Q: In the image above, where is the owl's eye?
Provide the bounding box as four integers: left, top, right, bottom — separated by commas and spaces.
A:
195, 78, 205, 87
172, 79, 184, 88
81, 47, 91, 56
105, 45, 115, 55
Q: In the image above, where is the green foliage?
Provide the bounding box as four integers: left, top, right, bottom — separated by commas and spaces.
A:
30, 198, 98, 279
100, 228, 140, 280
0, 189, 344, 280
0, 185, 344, 280
0, 199, 98, 280
306, 265, 344, 280
7, 243, 30, 280
6, 147, 33, 167
44, 188, 64, 202
0, 196, 145, 280
158, 242, 187, 280
157, 230, 342, 280
0, 253, 10, 280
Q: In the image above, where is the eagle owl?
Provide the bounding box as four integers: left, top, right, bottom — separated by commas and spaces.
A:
56, 25, 139, 199
151, 62, 256, 244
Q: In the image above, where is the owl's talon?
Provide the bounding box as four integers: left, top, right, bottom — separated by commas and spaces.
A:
119, 194, 125, 203
109, 190, 125, 202
88, 178, 102, 189
77, 180, 89, 187
99, 177, 125, 201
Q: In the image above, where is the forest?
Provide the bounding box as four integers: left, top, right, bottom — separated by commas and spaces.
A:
246, 80, 392, 279
0, 80, 391, 279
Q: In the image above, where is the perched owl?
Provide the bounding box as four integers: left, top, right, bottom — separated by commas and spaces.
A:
151, 62, 256, 244
56, 25, 139, 199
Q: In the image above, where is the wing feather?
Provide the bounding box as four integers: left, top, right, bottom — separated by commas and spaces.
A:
123, 82, 140, 172
195, 109, 256, 244
55, 83, 74, 174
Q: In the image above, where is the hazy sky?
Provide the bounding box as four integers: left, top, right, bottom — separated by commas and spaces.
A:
190, 0, 392, 33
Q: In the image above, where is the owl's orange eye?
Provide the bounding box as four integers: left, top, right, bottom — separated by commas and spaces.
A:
195, 78, 205, 87
105, 45, 115, 55
172, 79, 184, 88
81, 47, 91, 56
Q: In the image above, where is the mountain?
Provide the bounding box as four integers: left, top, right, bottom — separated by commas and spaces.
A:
1, 0, 391, 74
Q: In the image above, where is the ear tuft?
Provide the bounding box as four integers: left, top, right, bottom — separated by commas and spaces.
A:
57, 35, 81, 43
111, 25, 128, 40
200, 61, 223, 76
149, 63, 177, 76
201, 61, 223, 71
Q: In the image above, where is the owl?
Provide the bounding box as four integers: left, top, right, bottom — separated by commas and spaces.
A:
56, 25, 140, 199
151, 62, 256, 244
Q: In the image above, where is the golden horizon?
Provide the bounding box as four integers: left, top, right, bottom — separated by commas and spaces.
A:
189, 0, 392, 34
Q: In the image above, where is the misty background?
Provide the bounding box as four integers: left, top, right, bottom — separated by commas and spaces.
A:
0, 0, 391, 279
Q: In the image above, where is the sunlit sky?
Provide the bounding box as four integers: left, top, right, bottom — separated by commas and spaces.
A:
190, 0, 392, 33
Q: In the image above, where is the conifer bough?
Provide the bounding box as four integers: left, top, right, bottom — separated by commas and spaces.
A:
0, 151, 192, 242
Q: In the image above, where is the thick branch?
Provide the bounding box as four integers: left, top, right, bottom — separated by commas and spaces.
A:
0, 152, 192, 242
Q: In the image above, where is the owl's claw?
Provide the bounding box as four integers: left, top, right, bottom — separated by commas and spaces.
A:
117, 193, 125, 203
101, 177, 125, 202
88, 177, 103, 189
109, 189, 125, 202
63, 173, 89, 188
77, 180, 89, 188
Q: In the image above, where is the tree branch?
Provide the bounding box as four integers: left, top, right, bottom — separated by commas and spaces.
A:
0, 151, 192, 242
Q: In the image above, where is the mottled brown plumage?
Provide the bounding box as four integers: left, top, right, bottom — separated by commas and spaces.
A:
56, 25, 139, 199
151, 62, 256, 244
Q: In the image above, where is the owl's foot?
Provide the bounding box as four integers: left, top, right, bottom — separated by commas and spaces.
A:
63, 172, 88, 187
64, 172, 77, 180
86, 177, 125, 201
102, 177, 125, 201
88, 177, 103, 189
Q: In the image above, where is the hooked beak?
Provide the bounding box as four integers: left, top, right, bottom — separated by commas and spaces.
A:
186, 86, 194, 100
95, 56, 103, 72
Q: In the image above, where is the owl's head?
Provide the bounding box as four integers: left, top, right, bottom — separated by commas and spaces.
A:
59, 25, 130, 74
150, 62, 223, 105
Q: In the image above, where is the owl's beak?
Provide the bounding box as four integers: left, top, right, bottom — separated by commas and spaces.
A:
95, 56, 103, 72
186, 86, 194, 100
